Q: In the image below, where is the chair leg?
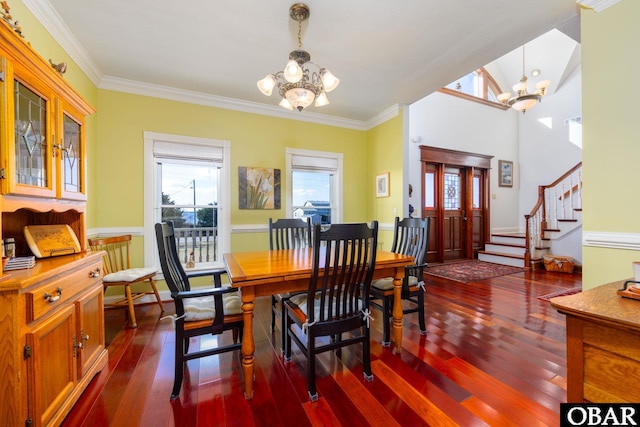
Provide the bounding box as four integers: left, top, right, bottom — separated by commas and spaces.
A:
381, 295, 391, 347
418, 290, 427, 335
271, 295, 277, 332
148, 277, 165, 312
279, 299, 287, 354
124, 284, 137, 328
307, 330, 318, 402
362, 325, 373, 383
283, 307, 292, 361
172, 323, 186, 400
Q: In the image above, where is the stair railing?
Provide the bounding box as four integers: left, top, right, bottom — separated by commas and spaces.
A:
524, 162, 582, 267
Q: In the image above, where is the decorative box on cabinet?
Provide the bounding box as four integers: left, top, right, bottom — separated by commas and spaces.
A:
0, 251, 107, 427
551, 281, 640, 403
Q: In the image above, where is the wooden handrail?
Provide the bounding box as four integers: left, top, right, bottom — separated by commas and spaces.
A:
524, 162, 582, 268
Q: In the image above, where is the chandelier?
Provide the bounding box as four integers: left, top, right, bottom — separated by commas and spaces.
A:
497, 45, 550, 113
257, 3, 339, 111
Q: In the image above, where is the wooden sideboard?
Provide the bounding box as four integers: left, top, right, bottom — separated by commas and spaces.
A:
551, 280, 640, 403
0, 251, 107, 426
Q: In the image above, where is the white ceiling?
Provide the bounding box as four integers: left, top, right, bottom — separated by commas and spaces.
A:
24, 0, 581, 125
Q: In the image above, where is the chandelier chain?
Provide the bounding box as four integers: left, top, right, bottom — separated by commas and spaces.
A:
297, 17, 303, 49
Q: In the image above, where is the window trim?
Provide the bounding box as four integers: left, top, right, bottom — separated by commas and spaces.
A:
143, 131, 230, 271
286, 147, 343, 225
440, 67, 508, 110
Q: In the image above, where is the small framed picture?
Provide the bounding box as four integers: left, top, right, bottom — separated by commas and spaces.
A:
375, 172, 390, 198
498, 160, 513, 188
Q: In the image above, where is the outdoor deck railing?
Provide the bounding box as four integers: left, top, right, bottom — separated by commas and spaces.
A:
173, 226, 217, 264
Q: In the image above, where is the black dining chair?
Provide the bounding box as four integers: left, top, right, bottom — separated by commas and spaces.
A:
283, 221, 378, 401
268, 217, 312, 351
155, 221, 243, 400
369, 217, 430, 346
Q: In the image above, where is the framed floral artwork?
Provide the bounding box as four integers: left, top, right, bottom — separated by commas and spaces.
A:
239, 166, 281, 209
375, 172, 390, 198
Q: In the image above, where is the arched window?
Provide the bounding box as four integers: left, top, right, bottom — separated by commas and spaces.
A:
439, 67, 508, 110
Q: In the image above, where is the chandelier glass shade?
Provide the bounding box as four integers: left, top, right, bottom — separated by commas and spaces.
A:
257, 3, 339, 111
497, 45, 550, 113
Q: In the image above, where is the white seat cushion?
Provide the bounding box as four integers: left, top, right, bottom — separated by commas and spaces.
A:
371, 275, 418, 291
103, 267, 157, 283
288, 293, 339, 321
183, 286, 242, 321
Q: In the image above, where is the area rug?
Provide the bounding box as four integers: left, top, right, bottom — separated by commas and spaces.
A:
537, 287, 582, 302
425, 260, 527, 283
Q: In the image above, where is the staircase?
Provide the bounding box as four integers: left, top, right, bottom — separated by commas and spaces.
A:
479, 162, 582, 269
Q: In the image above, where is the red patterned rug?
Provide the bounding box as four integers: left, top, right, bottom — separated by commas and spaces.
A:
537, 287, 582, 302
425, 260, 527, 283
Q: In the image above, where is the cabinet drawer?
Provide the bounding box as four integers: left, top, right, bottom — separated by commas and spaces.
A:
26, 260, 102, 323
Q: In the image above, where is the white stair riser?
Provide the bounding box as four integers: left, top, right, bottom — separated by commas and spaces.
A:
478, 253, 525, 268
491, 235, 526, 245
484, 243, 526, 256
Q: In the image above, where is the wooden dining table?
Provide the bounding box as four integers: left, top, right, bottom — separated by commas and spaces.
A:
223, 247, 414, 399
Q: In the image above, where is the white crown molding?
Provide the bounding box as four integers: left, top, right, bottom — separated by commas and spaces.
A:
100, 76, 372, 131
583, 231, 640, 250
22, 0, 103, 84
576, 0, 621, 13
366, 104, 402, 130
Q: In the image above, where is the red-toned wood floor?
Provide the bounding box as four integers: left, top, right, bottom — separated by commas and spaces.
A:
62, 269, 581, 426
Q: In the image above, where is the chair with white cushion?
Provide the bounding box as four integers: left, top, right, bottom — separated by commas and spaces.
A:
89, 234, 164, 328
155, 221, 243, 400
369, 217, 430, 346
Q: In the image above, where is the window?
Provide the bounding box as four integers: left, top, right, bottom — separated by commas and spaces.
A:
440, 67, 507, 109
286, 148, 342, 226
144, 132, 230, 271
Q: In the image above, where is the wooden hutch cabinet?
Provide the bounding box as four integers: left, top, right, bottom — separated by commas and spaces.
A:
0, 14, 107, 427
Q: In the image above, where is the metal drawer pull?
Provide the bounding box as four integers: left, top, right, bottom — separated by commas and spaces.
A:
89, 267, 101, 278
43, 287, 63, 303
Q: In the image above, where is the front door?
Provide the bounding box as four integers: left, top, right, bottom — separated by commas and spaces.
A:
420, 146, 492, 264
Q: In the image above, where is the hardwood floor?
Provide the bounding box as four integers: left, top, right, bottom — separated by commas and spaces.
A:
62, 269, 581, 426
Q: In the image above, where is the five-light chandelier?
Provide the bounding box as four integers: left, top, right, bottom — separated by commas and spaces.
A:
257, 3, 339, 111
497, 44, 550, 113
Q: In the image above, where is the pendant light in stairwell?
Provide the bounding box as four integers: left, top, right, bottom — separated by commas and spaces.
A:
497, 44, 550, 113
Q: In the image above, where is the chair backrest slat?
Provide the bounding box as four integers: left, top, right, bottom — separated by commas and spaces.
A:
88, 234, 133, 275
155, 221, 191, 294
269, 218, 312, 250
307, 222, 378, 323
390, 217, 430, 266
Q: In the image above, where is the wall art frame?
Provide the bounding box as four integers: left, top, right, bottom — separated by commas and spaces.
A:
376, 172, 390, 198
239, 166, 281, 209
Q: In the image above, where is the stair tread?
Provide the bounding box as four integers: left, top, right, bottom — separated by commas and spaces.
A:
557, 219, 578, 222
477, 250, 524, 260
485, 242, 526, 248
491, 233, 526, 238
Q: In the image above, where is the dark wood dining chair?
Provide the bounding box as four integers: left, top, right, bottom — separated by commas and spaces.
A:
155, 221, 243, 400
268, 217, 312, 350
89, 234, 164, 328
283, 221, 378, 401
369, 217, 430, 346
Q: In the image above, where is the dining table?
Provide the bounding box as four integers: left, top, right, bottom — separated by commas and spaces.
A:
223, 247, 414, 399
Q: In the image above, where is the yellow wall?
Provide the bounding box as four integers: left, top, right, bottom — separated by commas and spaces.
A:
581, 1, 640, 288
367, 113, 404, 249
96, 90, 374, 253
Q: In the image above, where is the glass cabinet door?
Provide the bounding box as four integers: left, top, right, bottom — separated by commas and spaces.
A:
57, 102, 86, 200
13, 79, 54, 197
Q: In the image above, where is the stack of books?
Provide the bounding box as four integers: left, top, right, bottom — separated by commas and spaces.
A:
4, 256, 36, 271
